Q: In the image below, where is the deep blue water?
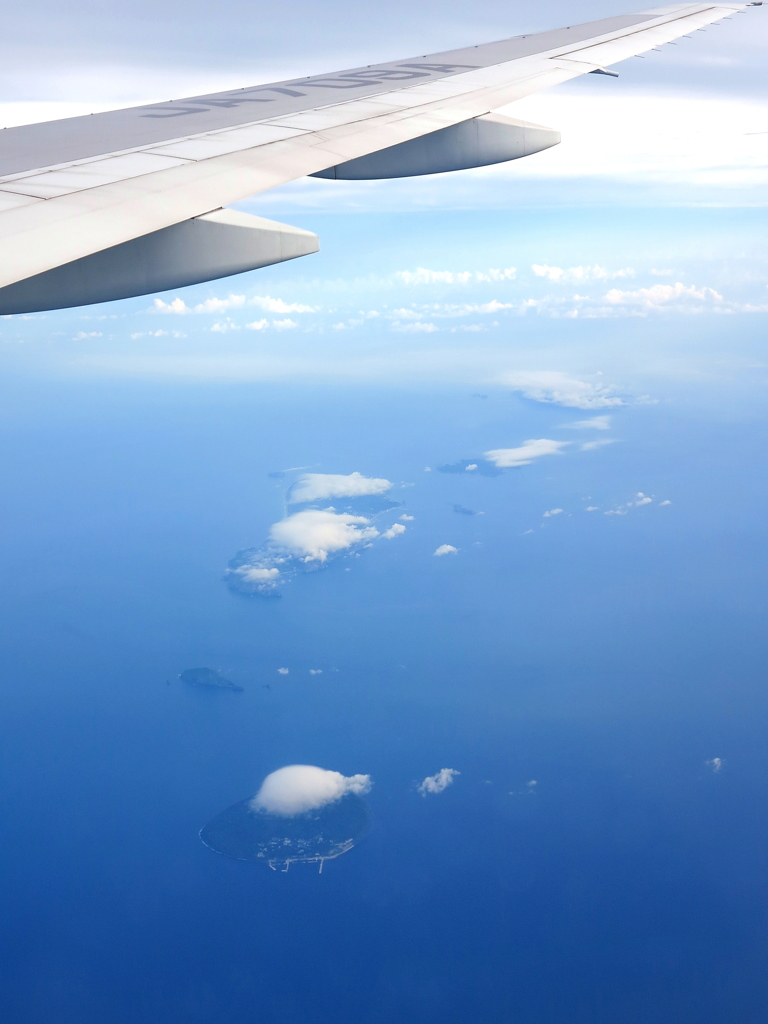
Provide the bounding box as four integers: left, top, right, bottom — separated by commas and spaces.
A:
1, 375, 767, 1022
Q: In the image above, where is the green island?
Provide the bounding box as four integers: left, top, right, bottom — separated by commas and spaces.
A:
200, 793, 371, 872
180, 667, 244, 692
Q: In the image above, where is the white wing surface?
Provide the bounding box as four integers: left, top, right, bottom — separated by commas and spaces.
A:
0, 3, 760, 310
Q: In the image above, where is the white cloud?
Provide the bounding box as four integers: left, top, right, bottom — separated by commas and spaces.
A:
440, 300, 514, 316
272, 318, 298, 331
309, 669, 323, 675
484, 438, 568, 468
567, 415, 611, 430
389, 307, 422, 320
277, 668, 289, 675
476, 268, 516, 282
418, 768, 460, 795
706, 757, 724, 773
153, 297, 188, 314
234, 565, 280, 584
500, 371, 623, 410
497, 92, 768, 192
400, 514, 414, 521
193, 294, 247, 314
392, 321, 438, 333
73, 331, 103, 339
288, 471, 392, 504
465, 463, 478, 471
581, 439, 617, 451
659, 500, 672, 506
543, 508, 563, 518
249, 296, 317, 314
382, 523, 406, 539
245, 319, 269, 331
605, 282, 723, 308
395, 268, 472, 285
585, 506, 599, 512
270, 509, 378, 563
635, 492, 653, 505
250, 764, 372, 817
434, 544, 458, 556
532, 264, 634, 282
153, 294, 317, 316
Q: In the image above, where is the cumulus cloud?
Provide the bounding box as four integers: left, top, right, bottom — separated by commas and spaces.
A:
153, 294, 317, 315
277, 668, 289, 675
395, 268, 472, 285
153, 297, 188, 314
400, 514, 414, 521
706, 757, 724, 773
270, 510, 378, 562
382, 523, 406, 539
288, 471, 392, 504
249, 296, 317, 314
635, 492, 653, 506
392, 321, 438, 333
309, 669, 322, 675
484, 438, 567, 468
476, 268, 516, 282
234, 565, 280, 584
418, 768, 460, 795
434, 544, 458, 556
532, 264, 634, 282
440, 300, 514, 317
250, 764, 372, 817
245, 318, 268, 330
394, 267, 516, 286
501, 371, 623, 410
465, 463, 478, 471
605, 282, 723, 308
659, 500, 672, 506
585, 506, 599, 511
543, 508, 563, 518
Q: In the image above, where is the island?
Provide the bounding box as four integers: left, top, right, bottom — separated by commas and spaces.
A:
180, 667, 244, 692
200, 793, 371, 872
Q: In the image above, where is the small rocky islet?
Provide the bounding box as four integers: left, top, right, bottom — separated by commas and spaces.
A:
180, 667, 244, 692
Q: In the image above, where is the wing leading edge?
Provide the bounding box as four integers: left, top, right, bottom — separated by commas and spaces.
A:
0, 3, 760, 312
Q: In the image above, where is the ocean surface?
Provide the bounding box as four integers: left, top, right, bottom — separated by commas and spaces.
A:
0, 368, 767, 1023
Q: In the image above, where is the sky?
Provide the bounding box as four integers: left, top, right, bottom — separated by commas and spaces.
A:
1, 3, 768, 1022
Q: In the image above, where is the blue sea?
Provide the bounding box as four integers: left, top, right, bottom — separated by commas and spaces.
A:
1, 207, 768, 1022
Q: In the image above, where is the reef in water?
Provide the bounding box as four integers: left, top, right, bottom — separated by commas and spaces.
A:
180, 667, 244, 692
200, 793, 371, 872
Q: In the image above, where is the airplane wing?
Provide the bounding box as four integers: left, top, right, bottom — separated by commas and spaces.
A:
0, 2, 761, 313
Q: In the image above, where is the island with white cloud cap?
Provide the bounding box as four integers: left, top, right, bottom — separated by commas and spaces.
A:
200, 765, 372, 873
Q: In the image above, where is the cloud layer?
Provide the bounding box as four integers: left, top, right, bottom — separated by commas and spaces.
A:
250, 765, 372, 817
